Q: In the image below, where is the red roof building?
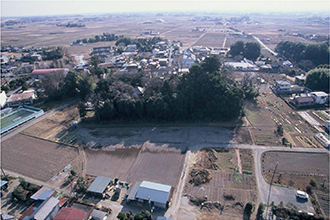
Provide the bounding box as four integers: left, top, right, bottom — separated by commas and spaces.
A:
53, 207, 87, 220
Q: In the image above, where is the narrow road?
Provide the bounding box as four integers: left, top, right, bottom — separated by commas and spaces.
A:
253, 35, 278, 56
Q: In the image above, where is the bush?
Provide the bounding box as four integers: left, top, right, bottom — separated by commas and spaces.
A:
306, 185, 312, 194
117, 212, 128, 220
310, 178, 317, 187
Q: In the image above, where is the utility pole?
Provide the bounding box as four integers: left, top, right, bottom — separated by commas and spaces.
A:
265, 162, 278, 220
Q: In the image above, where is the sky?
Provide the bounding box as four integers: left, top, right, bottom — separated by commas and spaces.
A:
1, 0, 329, 17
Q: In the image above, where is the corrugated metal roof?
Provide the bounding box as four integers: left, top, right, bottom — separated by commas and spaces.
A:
87, 176, 112, 194
127, 182, 141, 201
91, 209, 107, 220
136, 181, 171, 205
33, 197, 59, 220
0, 180, 8, 188
53, 207, 86, 220
30, 187, 51, 200
38, 190, 55, 201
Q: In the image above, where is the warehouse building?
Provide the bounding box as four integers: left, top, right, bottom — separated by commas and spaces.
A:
86, 176, 112, 197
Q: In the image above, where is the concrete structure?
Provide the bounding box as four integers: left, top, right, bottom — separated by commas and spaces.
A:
7, 92, 36, 107
135, 181, 173, 209
87, 176, 112, 196
0, 91, 7, 108
311, 91, 328, 105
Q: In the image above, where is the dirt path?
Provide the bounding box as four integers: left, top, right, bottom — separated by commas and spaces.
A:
235, 149, 242, 174
165, 150, 191, 219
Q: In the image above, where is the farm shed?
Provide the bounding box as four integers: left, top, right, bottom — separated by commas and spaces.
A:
53, 207, 87, 220
87, 176, 112, 196
135, 181, 173, 209
30, 187, 55, 201
126, 181, 142, 202
292, 95, 315, 108
30, 197, 60, 220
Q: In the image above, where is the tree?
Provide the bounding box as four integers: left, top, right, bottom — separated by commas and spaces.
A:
305, 67, 330, 92
117, 212, 128, 220
256, 203, 265, 220
230, 41, 245, 56
201, 55, 221, 73
243, 42, 261, 60
244, 202, 254, 220
78, 101, 87, 118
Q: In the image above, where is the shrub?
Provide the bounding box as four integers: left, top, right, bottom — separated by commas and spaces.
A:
256, 203, 265, 220
310, 178, 317, 187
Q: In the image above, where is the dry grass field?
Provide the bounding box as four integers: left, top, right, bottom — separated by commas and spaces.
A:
184, 148, 258, 220
1, 133, 79, 182
262, 151, 330, 217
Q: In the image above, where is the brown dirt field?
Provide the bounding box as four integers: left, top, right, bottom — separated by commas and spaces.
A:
262, 151, 330, 217
125, 142, 185, 187
184, 148, 258, 220
193, 32, 226, 47
1, 133, 79, 182
84, 145, 141, 179
22, 105, 79, 142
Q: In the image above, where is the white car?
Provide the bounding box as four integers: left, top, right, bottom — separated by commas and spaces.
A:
296, 190, 309, 200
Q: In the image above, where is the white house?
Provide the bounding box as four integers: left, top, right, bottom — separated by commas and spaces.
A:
0, 91, 7, 108
125, 44, 137, 52
310, 91, 329, 105
274, 80, 292, 93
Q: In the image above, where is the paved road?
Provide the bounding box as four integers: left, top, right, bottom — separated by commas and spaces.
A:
253, 35, 278, 56
1, 98, 78, 142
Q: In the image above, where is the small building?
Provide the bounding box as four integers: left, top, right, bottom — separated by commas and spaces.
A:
294, 75, 306, 86
224, 61, 257, 71
1, 213, 15, 220
53, 207, 87, 220
7, 92, 36, 107
125, 44, 137, 52
135, 181, 173, 209
90, 209, 107, 220
87, 176, 112, 197
311, 91, 329, 105
292, 95, 315, 108
181, 54, 196, 69
1, 180, 8, 190
283, 60, 293, 67
0, 91, 7, 108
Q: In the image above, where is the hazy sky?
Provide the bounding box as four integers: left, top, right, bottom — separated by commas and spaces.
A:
1, 0, 329, 17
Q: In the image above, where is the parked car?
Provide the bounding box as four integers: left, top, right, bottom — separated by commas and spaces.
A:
111, 188, 121, 201
296, 190, 308, 200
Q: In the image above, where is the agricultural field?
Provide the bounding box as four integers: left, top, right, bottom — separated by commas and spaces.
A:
244, 74, 326, 148
1, 133, 80, 182
192, 32, 227, 48
183, 148, 258, 220
262, 151, 330, 217
22, 104, 80, 144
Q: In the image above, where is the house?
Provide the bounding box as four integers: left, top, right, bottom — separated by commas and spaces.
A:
31, 68, 69, 79
87, 176, 112, 197
274, 80, 291, 93
1, 180, 8, 190
224, 61, 257, 71
90, 209, 107, 220
7, 92, 36, 107
1, 56, 9, 64
181, 54, 196, 69
53, 207, 87, 220
135, 181, 173, 209
1, 213, 15, 220
325, 121, 330, 131
292, 95, 315, 108
134, 87, 145, 96
0, 91, 7, 108
158, 58, 168, 66
29, 197, 60, 220
311, 91, 329, 105
295, 75, 306, 86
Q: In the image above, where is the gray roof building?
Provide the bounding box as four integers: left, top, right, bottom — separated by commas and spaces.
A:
87, 176, 112, 195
